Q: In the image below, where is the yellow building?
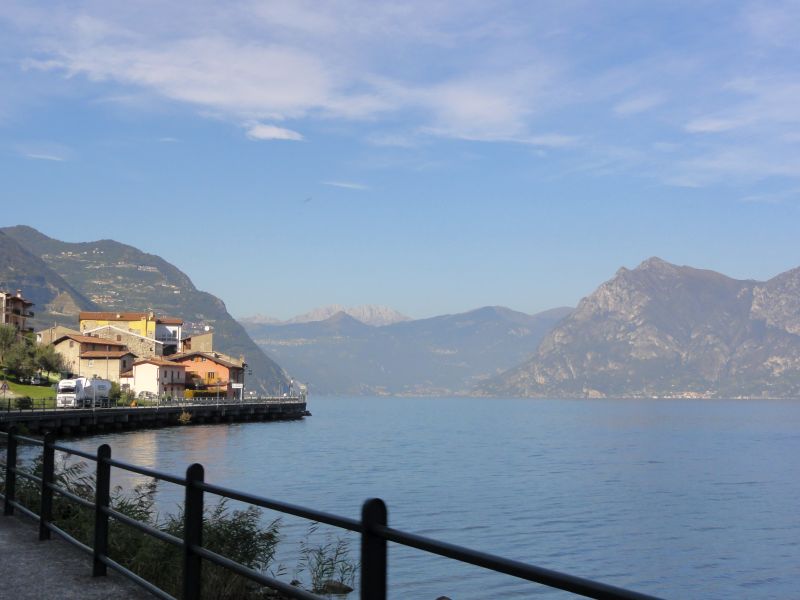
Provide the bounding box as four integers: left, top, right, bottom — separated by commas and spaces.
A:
79, 311, 183, 355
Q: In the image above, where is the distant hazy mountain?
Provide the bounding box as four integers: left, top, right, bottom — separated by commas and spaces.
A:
241, 304, 411, 327
480, 257, 800, 398
242, 306, 572, 395
1, 225, 289, 393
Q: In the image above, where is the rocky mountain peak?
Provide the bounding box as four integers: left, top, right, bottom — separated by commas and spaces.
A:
284, 304, 410, 326
480, 260, 800, 399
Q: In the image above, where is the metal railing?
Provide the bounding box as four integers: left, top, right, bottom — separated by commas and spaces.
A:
0, 428, 662, 600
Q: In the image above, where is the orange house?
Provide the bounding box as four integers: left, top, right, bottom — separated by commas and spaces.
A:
169, 351, 245, 399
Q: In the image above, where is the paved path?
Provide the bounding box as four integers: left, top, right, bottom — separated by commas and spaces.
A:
0, 513, 151, 599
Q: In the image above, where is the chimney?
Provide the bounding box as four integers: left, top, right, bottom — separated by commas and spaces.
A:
16, 290, 22, 298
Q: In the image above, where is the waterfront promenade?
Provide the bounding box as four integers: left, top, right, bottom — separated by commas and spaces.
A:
0, 513, 148, 599
0, 397, 308, 435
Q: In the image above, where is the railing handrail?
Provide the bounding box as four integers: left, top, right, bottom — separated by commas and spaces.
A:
0, 428, 664, 600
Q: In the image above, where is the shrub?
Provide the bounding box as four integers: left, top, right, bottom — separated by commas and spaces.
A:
0, 455, 357, 598
297, 523, 358, 594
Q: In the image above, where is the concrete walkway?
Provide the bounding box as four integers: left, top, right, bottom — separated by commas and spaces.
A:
0, 513, 151, 599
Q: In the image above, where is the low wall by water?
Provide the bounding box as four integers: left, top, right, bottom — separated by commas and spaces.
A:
0, 398, 308, 436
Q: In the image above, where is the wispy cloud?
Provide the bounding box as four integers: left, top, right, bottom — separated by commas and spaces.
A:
322, 181, 369, 190
614, 93, 664, 116
2, 0, 800, 189
16, 141, 73, 162
740, 188, 800, 204
246, 123, 304, 141
23, 152, 65, 161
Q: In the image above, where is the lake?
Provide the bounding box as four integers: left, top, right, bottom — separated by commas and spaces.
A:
67, 396, 800, 599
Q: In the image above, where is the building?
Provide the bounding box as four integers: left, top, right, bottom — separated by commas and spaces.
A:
1, 290, 34, 332
170, 351, 245, 400
36, 325, 80, 346
120, 358, 186, 399
53, 333, 135, 382
180, 330, 213, 353
79, 311, 183, 354
82, 325, 164, 358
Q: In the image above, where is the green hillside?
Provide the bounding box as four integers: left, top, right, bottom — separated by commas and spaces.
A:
1, 226, 289, 393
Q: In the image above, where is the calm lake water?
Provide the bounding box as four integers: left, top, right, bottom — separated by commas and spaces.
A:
67, 396, 800, 599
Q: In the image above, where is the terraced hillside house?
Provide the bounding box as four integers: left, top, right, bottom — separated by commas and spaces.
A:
170, 351, 245, 400
79, 311, 183, 355
53, 333, 136, 382
120, 358, 186, 399
1, 289, 34, 332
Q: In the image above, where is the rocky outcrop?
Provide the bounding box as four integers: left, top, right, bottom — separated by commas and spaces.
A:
480, 258, 800, 398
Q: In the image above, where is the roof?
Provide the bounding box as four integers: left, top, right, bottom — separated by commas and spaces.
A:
120, 370, 133, 378
0, 290, 34, 305
80, 311, 149, 321
35, 325, 80, 337
79, 311, 183, 325
133, 358, 185, 368
169, 351, 244, 370
157, 317, 183, 325
82, 325, 164, 345
54, 334, 127, 347
80, 350, 135, 359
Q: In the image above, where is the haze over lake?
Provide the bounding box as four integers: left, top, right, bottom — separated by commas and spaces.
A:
70, 396, 800, 599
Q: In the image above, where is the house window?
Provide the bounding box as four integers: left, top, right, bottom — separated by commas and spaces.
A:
88, 359, 94, 367
201, 357, 206, 362
69, 341, 74, 348
116, 335, 122, 341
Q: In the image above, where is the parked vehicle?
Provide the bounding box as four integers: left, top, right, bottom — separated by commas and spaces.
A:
56, 377, 114, 408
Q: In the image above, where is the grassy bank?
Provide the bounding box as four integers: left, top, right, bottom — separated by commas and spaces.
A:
6, 380, 56, 400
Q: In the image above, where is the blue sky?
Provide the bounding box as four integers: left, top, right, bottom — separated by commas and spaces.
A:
1, 1, 799, 319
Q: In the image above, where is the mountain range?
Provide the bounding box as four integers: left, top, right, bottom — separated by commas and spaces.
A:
481, 257, 800, 398
0, 226, 289, 393
4, 226, 798, 399
241, 306, 572, 395
241, 305, 411, 327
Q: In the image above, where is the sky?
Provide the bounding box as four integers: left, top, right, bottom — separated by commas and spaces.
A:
1, 1, 799, 320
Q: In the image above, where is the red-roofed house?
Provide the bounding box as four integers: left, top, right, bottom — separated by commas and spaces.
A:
170, 351, 245, 399
53, 333, 136, 381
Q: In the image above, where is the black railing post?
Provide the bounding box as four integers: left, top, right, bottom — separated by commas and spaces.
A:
93, 444, 112, 576
3, 426, 18, 516
39, 432, 56, 540
361, 498, 388, 600
183, 463, 204, 600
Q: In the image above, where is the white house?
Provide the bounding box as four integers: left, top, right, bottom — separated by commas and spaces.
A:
154, 317, 182, 355
121, 358, 186, 399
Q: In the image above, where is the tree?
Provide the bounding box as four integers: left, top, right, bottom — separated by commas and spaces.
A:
35, 343, 65, 376
3, 338, 37, 380
0, 324, 17, 363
